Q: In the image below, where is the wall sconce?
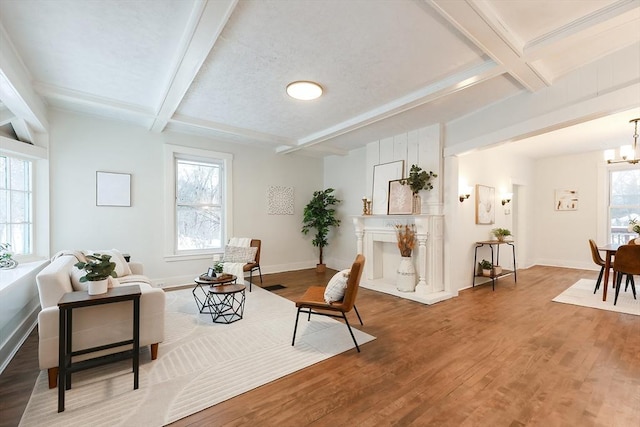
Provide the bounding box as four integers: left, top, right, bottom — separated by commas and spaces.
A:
459, 186, 472, 202
501, 193, 512, 206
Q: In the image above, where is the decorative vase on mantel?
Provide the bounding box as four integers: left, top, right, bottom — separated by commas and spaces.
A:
412, 193, 421, 214
397, 256, 417, 292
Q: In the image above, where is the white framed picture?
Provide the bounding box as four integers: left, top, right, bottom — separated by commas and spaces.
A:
96, 171, 131, 207
372, 160, 404, 215
555, 189, 578, 211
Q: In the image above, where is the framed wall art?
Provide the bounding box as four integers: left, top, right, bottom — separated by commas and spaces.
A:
388, 179, 413, 214
267, 185, 294, 215
475, 184, 495, 224
96, 171, 131, 207
372, 160, 404, 215
555, 189, 578, 211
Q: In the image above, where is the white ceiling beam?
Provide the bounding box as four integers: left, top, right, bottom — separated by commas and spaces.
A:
0, 104, 14, 126
170, 114, 295, 146
524, 0, 640, 58
428, 0, 548, 92
149, 0, 238, 133
9, 118, 34, 143
276, 60, 504, 154
0, 24, 48, 136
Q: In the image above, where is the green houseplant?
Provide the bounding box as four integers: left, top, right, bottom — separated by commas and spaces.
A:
75, 253, 118, 295
302, 188, 341, 272
400, 164, 437, 194
479, 259, 492, 277
0, 243, 17, 269
491, 227, 512, 242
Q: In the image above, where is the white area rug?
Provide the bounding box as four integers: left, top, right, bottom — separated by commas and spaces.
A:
19, 284, 375, 426
552, 278, 639, 316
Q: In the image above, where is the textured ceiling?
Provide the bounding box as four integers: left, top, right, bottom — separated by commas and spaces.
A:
0, 0, 638, 157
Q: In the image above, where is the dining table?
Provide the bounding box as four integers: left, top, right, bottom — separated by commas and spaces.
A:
598, 243, 621, 301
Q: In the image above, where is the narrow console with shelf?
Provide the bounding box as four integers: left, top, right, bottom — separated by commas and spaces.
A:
472, 240, 517, 291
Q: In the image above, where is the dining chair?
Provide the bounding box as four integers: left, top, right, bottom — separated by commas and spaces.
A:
612, 244, 639, 305
588, 239, 606, 294
244, 239, 262, 291
292, 254, 365, 352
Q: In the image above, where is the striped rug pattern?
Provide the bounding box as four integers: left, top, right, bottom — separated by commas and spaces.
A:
552, 278, 639, 316
19, 284, 375, 426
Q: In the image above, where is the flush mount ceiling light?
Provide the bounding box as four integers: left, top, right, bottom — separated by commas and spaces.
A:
286, 81, 323, 100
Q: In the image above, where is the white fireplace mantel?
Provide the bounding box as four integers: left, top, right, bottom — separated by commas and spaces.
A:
353, 215, 452, 305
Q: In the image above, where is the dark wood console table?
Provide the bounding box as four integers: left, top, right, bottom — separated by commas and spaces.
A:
57, 285, 141, 412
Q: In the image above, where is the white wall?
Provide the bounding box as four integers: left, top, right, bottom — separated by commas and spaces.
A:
451, 148, 535, 291
48, 109, 323, 286
532, 150, 605, 269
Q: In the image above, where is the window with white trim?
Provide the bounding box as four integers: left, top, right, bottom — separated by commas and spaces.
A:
165, 145, 232, 259
608, 166, 640, 244
0, 154, 32, 255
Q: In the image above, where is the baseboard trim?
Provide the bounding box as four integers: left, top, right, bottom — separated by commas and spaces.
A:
0, 305, 38, 375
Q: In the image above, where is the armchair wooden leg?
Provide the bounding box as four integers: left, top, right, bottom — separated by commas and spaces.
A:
48, 367, 58, 389
150, 343, 159, 360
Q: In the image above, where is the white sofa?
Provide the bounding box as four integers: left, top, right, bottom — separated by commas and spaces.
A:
36, 253, 165, 388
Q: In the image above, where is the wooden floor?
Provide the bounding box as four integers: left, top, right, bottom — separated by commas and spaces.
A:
1, 266, 639, 426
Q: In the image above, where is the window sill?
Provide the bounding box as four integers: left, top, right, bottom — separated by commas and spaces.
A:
0, 259, 48, 292
164, 253, 216, 262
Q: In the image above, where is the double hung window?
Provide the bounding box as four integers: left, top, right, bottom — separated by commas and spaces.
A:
0, 155, 32, 255
609, 167, 640, 244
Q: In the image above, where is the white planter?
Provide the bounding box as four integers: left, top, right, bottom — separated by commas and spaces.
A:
87, 279, 109, 295
397, 256, 417, 292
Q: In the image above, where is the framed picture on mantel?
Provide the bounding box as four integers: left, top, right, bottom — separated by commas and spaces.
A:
388, 179, 413, 214
372, 160, 404, 215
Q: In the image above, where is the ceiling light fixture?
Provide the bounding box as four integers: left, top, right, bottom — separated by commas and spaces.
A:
605, 118, 640, 165
286, 81, 323, 100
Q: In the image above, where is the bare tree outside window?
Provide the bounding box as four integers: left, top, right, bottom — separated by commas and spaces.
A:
176, 159, 223, 251
0, 155, 32, 255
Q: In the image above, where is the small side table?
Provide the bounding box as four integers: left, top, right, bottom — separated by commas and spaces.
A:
472, 240, 517, 291
206, 284, 247, 324
57, 285, 141, 413
192, 274, 237, 313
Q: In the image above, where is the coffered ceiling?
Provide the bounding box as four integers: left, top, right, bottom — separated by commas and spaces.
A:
0, 0, 638, 157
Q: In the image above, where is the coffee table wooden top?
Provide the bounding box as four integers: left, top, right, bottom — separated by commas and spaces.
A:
207, 283, 246, 295
194, 274, 236, 286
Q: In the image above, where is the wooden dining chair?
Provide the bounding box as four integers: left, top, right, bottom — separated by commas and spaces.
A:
588, 239, 607, 294
292, 254, 365, 352
612, 244, 639, 305
244, 239, 262, 291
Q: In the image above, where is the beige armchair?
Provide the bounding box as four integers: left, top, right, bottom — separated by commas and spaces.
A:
36, 253, 165, 388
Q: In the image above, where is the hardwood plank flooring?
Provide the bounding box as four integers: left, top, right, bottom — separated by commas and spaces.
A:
1, 266, 638, 426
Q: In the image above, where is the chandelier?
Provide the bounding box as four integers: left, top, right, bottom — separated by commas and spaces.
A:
605, 118, 639, 165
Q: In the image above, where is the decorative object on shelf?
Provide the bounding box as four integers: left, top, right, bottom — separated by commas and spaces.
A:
555, 189, 578, 211
604, 117, 639, 165
395, 224, 417, 291
302, 188, 341, 273
74, 253, 118, 295
491, 227, 512, 242
475, 184, 495, 224
372, 160, 404, 215
399, 164, 437, 214
361, 196, 372, 215
0, 243, 17, 269
213, 261, 224, 274
387, 180, 413, 214
492, 265, 503, 275
479, 259, 492, 277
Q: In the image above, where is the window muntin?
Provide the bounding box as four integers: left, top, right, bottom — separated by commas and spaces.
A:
0, 155, 32, 254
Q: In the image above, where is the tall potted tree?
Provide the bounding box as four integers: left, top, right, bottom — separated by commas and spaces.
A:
302, 188, 341, 272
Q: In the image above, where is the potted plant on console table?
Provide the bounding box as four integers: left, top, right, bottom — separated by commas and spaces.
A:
74, 253, 118, 295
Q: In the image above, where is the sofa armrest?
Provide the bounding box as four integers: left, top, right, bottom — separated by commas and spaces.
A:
128, 262, 144, 275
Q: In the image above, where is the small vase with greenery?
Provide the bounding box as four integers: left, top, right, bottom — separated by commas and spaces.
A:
491, 228, 512, 242
75, 253, 118, 294
400, 164, 438, 194
302, 188, 341, 272
479, 259, 492, 276
0, 243, 18, 269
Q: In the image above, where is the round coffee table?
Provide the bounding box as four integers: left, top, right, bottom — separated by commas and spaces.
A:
192, 274, 236, 314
